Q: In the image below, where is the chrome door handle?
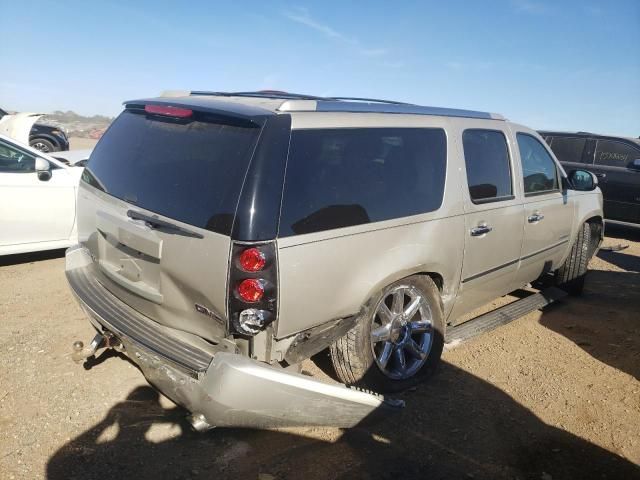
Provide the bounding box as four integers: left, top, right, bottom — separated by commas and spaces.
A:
527, 213, 545, 223
470, 224, 493, 236
595, 172, 606, 179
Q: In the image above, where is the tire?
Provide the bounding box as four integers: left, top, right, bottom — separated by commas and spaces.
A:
329, 275, 444, 393
29, 138, 56, 153
555, 222, 592, 295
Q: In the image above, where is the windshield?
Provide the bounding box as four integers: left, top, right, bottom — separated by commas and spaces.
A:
83, 108, 261, 235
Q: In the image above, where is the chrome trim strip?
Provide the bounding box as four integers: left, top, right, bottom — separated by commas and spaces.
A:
462, 259, 519, 283
521, 239, 569, 261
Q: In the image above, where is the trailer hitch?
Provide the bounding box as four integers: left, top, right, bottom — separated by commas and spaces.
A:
71, 332, 121, 363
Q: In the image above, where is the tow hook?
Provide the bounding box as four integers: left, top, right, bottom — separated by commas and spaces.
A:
71, 332, 121, 363
187, 413, 214, 432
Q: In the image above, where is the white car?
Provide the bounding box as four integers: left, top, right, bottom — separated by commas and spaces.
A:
0, 133, 84, 256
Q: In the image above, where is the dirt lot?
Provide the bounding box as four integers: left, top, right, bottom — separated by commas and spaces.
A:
68, 137, 98, 150
1, 226, 639, 480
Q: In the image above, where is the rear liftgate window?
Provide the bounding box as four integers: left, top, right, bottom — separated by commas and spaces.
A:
83, 108, 261, 235
280, 128, 447, 236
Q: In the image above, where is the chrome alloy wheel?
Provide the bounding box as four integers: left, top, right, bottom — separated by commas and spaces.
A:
370, 284, 433, 380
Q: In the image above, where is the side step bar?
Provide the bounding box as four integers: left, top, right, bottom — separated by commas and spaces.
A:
445, 287, 568, 345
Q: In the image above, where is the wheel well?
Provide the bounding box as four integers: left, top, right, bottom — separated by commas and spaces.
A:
420, 272, 443, 292
415, 272, 445, 310
585, 216, 603, 257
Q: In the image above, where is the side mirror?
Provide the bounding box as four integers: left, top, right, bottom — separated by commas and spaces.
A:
629, 159, 640, 170
568, 169, 597, 191
35, 157, 52, 181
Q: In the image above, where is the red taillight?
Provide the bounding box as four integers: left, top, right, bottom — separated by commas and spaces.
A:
144, 104, 193, 118
237, 279, 265, 302
239, 247, 266, 272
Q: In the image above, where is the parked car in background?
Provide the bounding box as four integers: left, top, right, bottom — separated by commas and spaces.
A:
540, 131, 640, 226
66, 91, 603, 430
0, 134, 83, 256
0, 107, 70, 153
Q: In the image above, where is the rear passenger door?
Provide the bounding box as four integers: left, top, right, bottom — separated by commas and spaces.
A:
454, 127, 524, 318
592, 139, 640, 223
514, 132, 574, 285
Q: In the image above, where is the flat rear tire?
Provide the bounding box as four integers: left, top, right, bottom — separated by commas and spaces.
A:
330, 275, 444, 393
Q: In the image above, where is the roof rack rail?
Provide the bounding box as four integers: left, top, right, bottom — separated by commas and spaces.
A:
190, 90, 329, 101
326, 96, 410, 105
174, 90, 505, 121
279, 100, 504, 121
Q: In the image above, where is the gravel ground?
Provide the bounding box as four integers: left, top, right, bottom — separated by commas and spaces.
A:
68, 137, 98, 150
1, 226, 639, 480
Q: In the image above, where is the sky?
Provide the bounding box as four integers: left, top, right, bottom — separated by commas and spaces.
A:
1, 0, 639, 136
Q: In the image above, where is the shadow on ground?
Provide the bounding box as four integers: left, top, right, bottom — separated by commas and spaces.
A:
44, 229, 640, 479
539, 269, 639, 381
47, 359, 639, 480
597, 248, 640, 272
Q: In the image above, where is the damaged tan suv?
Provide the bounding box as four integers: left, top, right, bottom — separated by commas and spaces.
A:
66, 91, 603, 430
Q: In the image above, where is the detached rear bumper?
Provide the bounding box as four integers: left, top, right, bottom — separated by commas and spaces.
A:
66, 246, 402, 429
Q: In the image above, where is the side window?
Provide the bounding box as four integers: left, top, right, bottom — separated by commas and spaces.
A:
516, 133, 560, 195
462, 129, 513, 203
594, 140, 640, 168
280, 128, 447, 236
0, 140, 36, 173
547, 136, 587, 164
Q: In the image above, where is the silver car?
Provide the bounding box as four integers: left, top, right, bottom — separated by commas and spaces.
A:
66, 91, 603, 429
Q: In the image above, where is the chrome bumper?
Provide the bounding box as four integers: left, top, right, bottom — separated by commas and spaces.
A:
66, 246, 402, 429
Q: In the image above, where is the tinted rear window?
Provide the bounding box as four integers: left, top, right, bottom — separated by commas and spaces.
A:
280, 128, 447, 236
548, 136, 587, 164
83, 109, 261, 235
462, 129, 513, 203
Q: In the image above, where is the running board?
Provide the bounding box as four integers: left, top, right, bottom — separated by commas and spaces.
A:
445, 287, 568, 345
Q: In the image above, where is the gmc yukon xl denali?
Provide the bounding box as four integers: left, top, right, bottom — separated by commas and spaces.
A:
66, 91, 603, 430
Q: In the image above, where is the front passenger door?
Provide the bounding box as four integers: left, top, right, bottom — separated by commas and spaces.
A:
515, 132, 574, 286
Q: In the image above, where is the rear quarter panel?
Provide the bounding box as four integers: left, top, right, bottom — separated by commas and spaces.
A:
275, 113, 465, 338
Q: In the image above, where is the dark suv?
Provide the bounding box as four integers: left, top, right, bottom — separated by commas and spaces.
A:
540, 131, 640, 226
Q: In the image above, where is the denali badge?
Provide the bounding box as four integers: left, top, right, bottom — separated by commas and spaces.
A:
195, 303, 223, 324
